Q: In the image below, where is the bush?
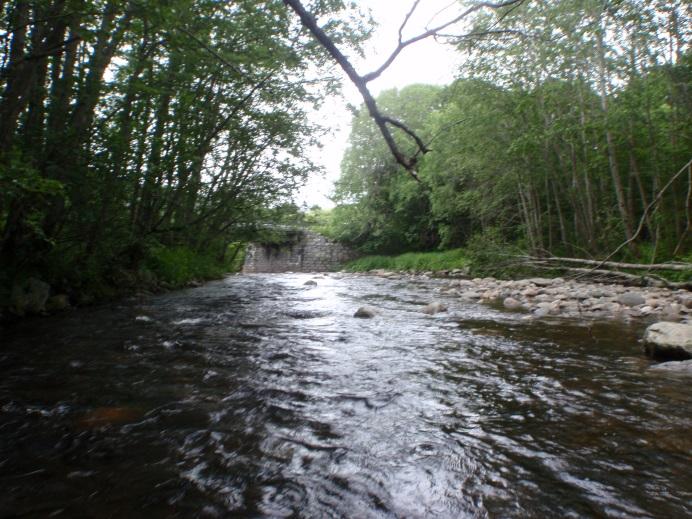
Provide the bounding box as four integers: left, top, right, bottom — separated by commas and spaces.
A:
464, 228, 523, 278
345, 248, 468, 272
145, 246, 227, 286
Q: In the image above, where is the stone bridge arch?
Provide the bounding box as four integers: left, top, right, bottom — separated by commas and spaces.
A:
242, 229, 357, 273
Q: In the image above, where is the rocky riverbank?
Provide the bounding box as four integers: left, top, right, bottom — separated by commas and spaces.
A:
348, 270, 692, 365
356, 269, 692, 324
1, 274, 211, 322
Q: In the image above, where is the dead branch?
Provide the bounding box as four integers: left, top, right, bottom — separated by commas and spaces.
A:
284, 0, 427, 177
516, 255, 692, 272
399, 0, 422, 44
590, 157, 692, 271
361, 0, 525, 83
382, 116, 430, 157
673, 160, 691, 256
524, 263, 691, 289
437, 29, 527, 40
283, 0, 526, 178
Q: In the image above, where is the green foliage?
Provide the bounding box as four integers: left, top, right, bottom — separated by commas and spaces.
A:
345, 248, 468, 272
332, 84, 443, 253
0, 0, 369, 306
225, 243, 247, 273
330, 1, 691, 266
145, 246, 229, 286
303, 206, 335, 237
0, 152, 65, 247
0, 154, 64, 199
463, 228, 524, 278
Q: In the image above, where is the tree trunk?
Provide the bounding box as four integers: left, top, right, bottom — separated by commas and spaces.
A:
0, 1, 30, 152
595, 23, 636, 250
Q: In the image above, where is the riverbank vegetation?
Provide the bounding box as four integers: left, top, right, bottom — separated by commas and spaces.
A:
1, 1, 690, 314
328, 1, 691, 278
345, 248, 469, 273
0, 0, 366, 310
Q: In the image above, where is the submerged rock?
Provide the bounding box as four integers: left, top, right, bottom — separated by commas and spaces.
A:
10, 277, 50, 316
618, 292, 645, 307
524, 278, 553, 287
354, 306, 378, 318
46, 294, 70, 312
643, 322, 692, 360
532, 305, 550, 318
421, 302, 448, 315
648, 359, 692, 375
76, 407, 142, 429
503, 297, 524, 311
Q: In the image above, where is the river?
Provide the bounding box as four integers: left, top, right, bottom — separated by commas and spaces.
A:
1, 273, 690, 518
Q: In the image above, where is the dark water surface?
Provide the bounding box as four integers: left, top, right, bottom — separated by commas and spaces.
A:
1, 273, 690, 518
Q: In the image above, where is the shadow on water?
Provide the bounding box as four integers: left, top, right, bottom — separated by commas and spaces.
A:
0, 273, 690, 518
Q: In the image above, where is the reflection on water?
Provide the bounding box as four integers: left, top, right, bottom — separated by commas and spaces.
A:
1, 273, 690, 518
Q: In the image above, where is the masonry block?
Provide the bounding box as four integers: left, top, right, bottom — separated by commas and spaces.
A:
242, 230, 358, 273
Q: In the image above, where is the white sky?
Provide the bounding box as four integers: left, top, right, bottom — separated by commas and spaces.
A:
296, 0, 463, 208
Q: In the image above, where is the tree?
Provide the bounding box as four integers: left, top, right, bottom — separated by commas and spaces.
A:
328, 0, 691, 262
0, 0, 367, 297
332, 84, 443, 253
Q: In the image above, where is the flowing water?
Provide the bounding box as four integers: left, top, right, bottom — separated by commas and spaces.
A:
1, 273, 690, 518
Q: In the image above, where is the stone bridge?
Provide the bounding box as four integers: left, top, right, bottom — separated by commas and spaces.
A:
242, 229, 358, 273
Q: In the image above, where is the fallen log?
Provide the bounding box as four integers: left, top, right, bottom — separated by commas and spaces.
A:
522, 263, 692, 289
516, 255, 692, 272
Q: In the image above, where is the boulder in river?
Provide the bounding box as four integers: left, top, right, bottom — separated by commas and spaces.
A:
354, 306, 378, 318
304, 280, 317, 286
46, 294, 70, 312
618, 292, 645, 307
370, 269, 395, 277
421, 302, 448, 315
10, 277, 50, 316
643, 322, 692, 360
659, 303, 683, 322
503, 297, 524, 311
523, 278, 553, 287
677, 294, 692, 309
648, 359, 692, 375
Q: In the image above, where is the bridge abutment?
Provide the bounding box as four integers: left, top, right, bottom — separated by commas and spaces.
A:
242, 230, 357, 273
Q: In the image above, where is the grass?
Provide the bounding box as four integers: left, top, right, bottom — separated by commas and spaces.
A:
345, 248, 469, 272
145, 245, 236, 286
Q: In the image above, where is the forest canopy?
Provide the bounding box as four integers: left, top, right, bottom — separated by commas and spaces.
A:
328, 0, 691, 266
0, 0, 367, 301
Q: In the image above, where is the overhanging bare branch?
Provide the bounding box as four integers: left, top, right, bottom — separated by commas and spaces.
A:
361, 0, 526, 83
283, 0, 423, 178
399, 0, 422, 44
283, 0, 528, 179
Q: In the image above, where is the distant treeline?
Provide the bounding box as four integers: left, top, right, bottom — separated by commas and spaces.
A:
328, 1, 691, 263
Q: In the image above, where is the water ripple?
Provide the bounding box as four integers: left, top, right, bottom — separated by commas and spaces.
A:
0, 273, 690, 517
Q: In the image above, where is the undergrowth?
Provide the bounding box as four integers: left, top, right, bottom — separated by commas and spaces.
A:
345, 248, 469, 272
145, 243, 244, 286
